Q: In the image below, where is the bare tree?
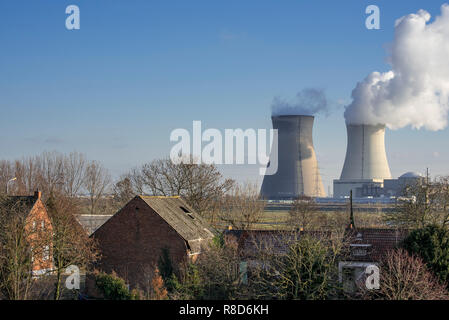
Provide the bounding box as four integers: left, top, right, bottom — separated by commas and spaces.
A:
386, 176, 449, 228
0, 196, 52, 300
35, 152, 65, 197
361, 249, 449, 300
137, 157, 234, 215
62, 152, 86, 198
84, 161, 111, 215
0, 160, 14, 195
216, 183, 265, 230
171, 240, 244, 300
288, 196, 317, 231
112, 174, 138, 209
247, 230, 347, 300
45, 193, 99, 299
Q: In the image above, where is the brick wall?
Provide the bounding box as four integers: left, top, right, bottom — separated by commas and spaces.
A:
92, 197, 189, 289
26, 197, 54, 274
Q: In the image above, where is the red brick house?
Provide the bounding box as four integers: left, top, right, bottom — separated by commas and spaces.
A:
2, 191, 54, 276
91, 196, 215, 288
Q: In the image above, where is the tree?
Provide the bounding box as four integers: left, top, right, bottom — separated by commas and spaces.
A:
62, 152, 86, 197
95, 271, 139, 300
385, 176, 449, 228
288, 196, 317, 231
46, 193, 99, 300
361, 249, 448, 300
112, 174, 137, 209
216, 183, 265, 230
0, 151, 90, 199
158, 247, 174, 288
171, 237, 243, 300
84, 161, 111, 215
150, 267, 168, 300
138, 157, 234, 215
0, 196, 52, 299
402, 224, 449, 286
0, 160, 14, 195
249, 232, 346, 300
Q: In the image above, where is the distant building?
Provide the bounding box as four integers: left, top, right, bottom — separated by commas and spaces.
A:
383, 172, 424, 197
334, 171, 424, 199
76, 214, 113, 236
2, 191, 53, 276
91, 196, 215, 289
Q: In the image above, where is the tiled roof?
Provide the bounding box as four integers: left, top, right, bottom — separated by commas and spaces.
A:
139, 196, 215, 253
346, 227, 409, 261
76, 214, 113, 236
225, 229, 331, 259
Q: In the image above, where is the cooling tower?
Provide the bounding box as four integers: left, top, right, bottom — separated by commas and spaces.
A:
260, 115, 325, 199
339, 124, 392, 180
333, 124, 392, 198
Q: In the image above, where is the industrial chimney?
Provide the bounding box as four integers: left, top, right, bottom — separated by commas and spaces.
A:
333, 124, 392, 198
260, 115, 326, 199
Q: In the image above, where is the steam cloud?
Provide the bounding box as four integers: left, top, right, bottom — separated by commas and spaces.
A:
345, 4, 449, 130
271, 88, 328, 116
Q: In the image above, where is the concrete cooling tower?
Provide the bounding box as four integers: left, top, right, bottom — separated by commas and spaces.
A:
333, 124, 392, 198
260, 115, 326, 199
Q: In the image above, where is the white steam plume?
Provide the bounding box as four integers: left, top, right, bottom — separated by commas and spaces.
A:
345, 4, 449, 130
271, 88, 328, 116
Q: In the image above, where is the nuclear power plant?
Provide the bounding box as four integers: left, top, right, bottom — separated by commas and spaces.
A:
259, 115, 423, 200
333, 124, 392, 198
260, 115, 326, 199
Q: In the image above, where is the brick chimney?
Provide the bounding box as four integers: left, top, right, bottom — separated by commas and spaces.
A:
34, 189, 42, 200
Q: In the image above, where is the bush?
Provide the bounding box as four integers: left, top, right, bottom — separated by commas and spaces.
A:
95, 272, 139, 300
361, 249, 448, 300
402, 225, 449, 285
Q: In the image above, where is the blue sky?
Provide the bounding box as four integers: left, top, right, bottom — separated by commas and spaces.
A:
1, 0, 448, 194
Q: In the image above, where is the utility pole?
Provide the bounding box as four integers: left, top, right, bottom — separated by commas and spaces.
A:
349, 189, 355, 229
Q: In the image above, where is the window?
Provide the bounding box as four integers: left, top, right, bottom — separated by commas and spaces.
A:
41, 221, 45, 230
43, 246, 50, 261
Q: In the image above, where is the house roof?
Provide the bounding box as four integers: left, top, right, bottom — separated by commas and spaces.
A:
0, 194, 40, 218
346, 227, 409, 262
138, 196, 215, 252
225, 229, 332, 259
76, 214, 113, 236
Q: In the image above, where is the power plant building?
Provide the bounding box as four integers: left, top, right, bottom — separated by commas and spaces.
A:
260, 115, 326, 199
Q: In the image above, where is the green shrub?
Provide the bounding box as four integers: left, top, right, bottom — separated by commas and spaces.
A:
95, 272, 137, 300
402, 225, 449, 285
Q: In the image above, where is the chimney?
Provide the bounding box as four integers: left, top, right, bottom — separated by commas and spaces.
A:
260, 115, 325, 199
34, 189, 42, 200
